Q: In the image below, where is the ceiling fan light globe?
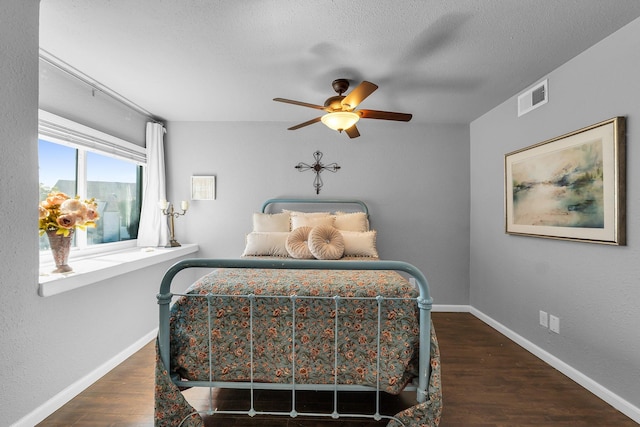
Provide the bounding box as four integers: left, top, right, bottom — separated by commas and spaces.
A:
321, 111, 360, 132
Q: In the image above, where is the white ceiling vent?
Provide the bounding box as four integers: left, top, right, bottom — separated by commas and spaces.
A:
517, 79, 548, 117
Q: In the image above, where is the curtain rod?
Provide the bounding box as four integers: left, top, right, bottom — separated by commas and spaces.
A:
39, 48, 164, 124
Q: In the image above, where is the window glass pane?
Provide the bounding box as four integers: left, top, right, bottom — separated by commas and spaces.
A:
38, 139, 77, 250
86, 151, 141, 244
38, 138, 77, 196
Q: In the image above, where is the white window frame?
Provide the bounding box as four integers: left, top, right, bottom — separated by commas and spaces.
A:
38, 110, 147, 259
37, 111, 200, 297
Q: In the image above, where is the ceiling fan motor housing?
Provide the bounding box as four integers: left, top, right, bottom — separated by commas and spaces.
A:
324, 79, 350, 111
324, 95, 346, 111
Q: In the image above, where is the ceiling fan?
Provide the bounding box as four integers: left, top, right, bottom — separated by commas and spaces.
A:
273, 79, 412, 138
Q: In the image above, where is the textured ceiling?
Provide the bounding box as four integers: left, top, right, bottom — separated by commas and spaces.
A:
39, 1, 640, 125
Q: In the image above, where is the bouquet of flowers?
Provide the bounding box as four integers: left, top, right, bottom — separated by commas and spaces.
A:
39, 191, 100, 237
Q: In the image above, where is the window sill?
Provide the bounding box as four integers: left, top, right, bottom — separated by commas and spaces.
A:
38, 243, 199, 297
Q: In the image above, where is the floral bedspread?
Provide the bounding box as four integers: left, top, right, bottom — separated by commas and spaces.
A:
155, 268, 442, 426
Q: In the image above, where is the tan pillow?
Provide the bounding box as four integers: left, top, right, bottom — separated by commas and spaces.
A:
340, 230, 379, 258
291, 213, 334, 230
333, 211, 369, 232
308, 225, 345, 260
252, 212, 290, 232
241, 232, 290, 257
285, 226, 314, 259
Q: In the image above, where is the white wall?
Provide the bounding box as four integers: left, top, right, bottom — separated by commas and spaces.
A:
470, 18, 640, 409
165, 120, 471, 305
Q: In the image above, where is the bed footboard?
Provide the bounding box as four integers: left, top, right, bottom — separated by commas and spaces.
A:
156, 258, 438, 426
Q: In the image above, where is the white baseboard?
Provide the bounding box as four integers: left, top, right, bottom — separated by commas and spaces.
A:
11, 328, 158, 427
469, 307, 640, 424
432, 304, 471, 312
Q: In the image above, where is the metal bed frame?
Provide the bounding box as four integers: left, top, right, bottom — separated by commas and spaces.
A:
156, 200, 433, 425
260, 198, 370, 216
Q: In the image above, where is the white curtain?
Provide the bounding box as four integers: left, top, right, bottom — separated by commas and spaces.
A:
137, 122, 169, 247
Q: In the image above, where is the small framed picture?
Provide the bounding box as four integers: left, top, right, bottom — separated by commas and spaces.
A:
191, 175, 216, 200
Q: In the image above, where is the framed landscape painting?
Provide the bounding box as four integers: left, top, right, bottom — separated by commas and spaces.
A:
505, 117, 626, 245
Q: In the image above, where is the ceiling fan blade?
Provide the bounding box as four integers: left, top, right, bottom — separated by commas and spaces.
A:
357, 109, 413, 122
273, 98, 327, 110
341, 81, 378, 110
288, 117, 322, 130
345, 124, 360, 139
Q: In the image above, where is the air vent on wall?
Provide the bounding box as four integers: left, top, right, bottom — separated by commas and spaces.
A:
517, 79, 548, 117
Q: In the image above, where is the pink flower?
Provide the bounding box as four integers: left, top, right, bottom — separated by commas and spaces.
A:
38, 205, 49, 220
56, 214, 77, 229
60, 198, 85, 213
84, 204, 99, 221
42, 192, 69, 208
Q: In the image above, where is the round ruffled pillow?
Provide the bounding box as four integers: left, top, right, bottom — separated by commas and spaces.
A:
308, 225, 345, 260
285, 226, 314, 259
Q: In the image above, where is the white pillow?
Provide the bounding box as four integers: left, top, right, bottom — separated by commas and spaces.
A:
290, 213, 334, 230
242, 232, 290, 257
253, 212, 290, 232
340, 230, 379, 258
333, 211, 369, 232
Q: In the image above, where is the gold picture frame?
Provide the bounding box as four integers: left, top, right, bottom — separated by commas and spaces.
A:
505, 117, 626, 245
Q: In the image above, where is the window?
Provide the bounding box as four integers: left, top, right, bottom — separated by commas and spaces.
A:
38, 110, 145, 253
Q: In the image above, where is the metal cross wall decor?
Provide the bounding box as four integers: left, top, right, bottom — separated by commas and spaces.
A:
295, 150, 341, 194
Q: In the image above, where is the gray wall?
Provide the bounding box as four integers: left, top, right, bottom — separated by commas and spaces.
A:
470, 18, 640, 408
0, 2, 192, 424
165, 121, 470, 305
1, 0, 41, 423
39, 60, 149, 146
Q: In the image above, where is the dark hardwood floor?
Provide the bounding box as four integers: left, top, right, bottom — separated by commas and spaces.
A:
37, 312, 637, 426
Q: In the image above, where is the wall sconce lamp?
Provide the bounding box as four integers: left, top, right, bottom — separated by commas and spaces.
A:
158, 199, 189, 247
320, 111, 360, 132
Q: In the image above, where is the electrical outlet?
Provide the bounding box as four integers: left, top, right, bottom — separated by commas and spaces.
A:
539, 310, 548, 327
549, 315, 560, 334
